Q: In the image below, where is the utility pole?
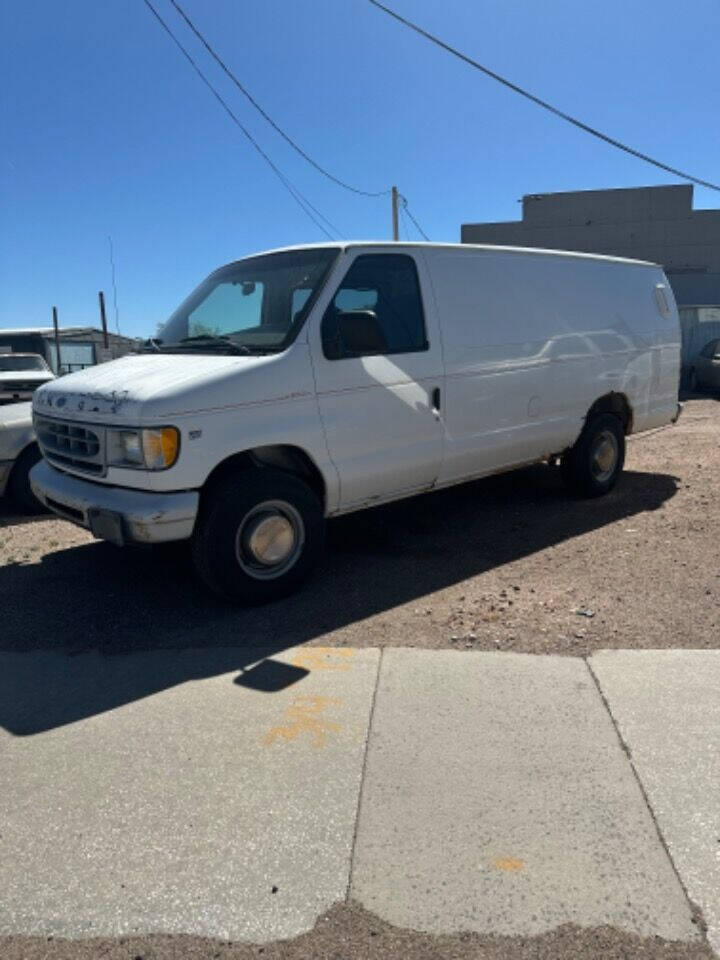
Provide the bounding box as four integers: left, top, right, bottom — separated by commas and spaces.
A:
98, 291, 109, 349
52, 306, 61, 374
391, 186, 399, 241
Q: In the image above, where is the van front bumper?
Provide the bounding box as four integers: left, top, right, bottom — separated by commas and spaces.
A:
30, 459, 199, 545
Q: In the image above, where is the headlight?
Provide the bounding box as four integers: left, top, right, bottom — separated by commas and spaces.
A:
117, 430, 144, 465
107, 427, 180, 470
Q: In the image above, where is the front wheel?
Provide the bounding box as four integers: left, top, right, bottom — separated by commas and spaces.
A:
560, 413, 625, 498
191, 468, 324, 604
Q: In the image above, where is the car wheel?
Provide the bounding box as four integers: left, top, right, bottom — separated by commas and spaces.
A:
560, 413, 625, 498
8, 444, 47, 514
191, 468, 324, 603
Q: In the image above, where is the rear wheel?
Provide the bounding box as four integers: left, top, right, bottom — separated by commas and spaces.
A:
191, 468, 324, 603
8, 444, 46, 514
560, 413, 625, 498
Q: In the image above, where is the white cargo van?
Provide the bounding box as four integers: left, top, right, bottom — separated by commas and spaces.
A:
30, 243, 681, 602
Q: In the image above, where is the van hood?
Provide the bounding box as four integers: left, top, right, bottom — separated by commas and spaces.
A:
32, 352, 289, 423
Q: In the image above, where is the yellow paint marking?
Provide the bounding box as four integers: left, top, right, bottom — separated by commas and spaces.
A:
493, 857, 525, 872
291, 648, 355, 671
264, 696, 343, 749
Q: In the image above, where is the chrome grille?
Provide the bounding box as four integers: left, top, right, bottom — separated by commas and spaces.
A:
35, 415, 106, 476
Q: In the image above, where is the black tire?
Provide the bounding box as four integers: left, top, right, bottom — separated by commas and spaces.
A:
191, 468, 324, 604
8, 444, 46, 514
560, 413, 625, 498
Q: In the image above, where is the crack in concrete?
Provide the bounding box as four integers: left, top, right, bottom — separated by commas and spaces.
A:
345, 647, 384, 902
584, 656, 709, 943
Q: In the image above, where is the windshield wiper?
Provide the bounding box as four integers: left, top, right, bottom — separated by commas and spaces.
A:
137, 335, 272, 356
135, 335, 250, 355
177, 335, 251, 354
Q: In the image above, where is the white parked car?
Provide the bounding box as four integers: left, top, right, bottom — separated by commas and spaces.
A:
0, 402, 44, 512
29, 243, 681, 603
0, 353, 54, 405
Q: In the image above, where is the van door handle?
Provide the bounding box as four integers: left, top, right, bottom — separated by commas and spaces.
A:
431, 387, 441, 413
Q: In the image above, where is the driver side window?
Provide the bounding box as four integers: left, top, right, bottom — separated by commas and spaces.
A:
321, 254, 427, 360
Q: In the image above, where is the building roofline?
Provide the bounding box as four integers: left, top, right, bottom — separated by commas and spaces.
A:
0, 326, 136, 338
522, 184, 692, 202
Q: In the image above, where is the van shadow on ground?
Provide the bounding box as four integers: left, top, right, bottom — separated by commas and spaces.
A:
679, 387, 720, 402
0, 501, 55, 528
1, 465, 677, 735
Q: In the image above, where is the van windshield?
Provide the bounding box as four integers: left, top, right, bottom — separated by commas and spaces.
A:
0, 354, 49, 372
156, 248, 339, 354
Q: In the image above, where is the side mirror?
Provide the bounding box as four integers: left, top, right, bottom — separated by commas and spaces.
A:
323, 310, 388, 359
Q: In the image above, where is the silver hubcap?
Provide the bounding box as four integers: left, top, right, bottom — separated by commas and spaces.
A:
591, 430, 619, 483
235, 500, 304, 580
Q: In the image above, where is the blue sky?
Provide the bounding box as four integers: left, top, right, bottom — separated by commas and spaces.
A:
1, 0, 719, 338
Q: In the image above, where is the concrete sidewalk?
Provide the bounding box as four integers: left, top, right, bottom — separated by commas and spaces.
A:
0, 647, 718, 954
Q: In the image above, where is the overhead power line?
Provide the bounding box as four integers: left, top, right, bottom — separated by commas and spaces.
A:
142, 0, 341, 240
400, 195, 430, 240
398, 204, 409, 241
367, 0, 720, 194
167, 0, 390, 199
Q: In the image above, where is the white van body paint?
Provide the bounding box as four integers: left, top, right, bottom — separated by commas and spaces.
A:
30, 242, 680, 542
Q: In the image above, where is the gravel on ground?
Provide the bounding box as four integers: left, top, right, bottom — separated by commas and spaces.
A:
0, 901, 714, 960
1, 398, 718, 655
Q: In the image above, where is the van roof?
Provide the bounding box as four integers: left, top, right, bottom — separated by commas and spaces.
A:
239, 241, 658, 270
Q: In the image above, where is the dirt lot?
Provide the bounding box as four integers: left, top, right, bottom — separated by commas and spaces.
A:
2, 902, 715, 960
1, 397, 718, 656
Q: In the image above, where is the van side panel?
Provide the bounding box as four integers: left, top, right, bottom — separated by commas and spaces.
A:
422, 248, 680, 484
625, 272, 681, 433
